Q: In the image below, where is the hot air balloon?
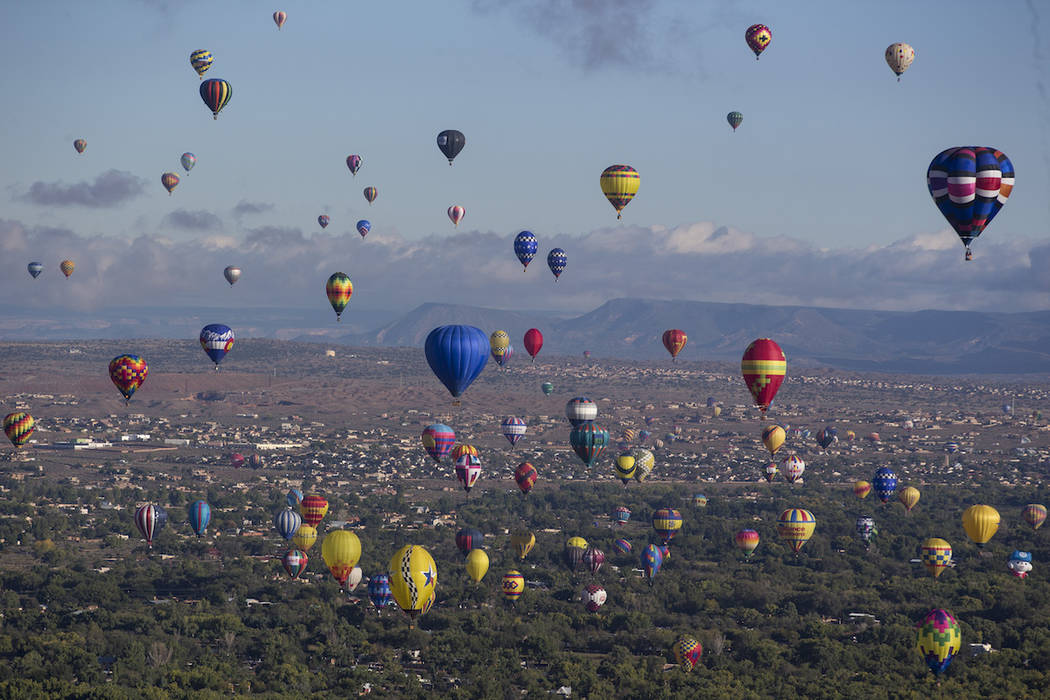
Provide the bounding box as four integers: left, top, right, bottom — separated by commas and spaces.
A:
273, 11, 286, 29
229, 452, 246, 470
742, 339, 786, 416
161, 172, 180, 195
613, 538, 632, 554
187, 500, 210, 537
662, 329, 687, 361
109, 354, 148, 405
356, 220, 371, 238
135, 504, 161, 548
3, 412, 34, 448
292, 524, 317, 552
287, 489, 304, 508
777, 508, 815, 554
190, 49, 213, 78
455, 528, 483, 557
816, 427, 837, 449
1022, 504, 1047, 530
282, 549, 308, 579
921, 538, 952, 578
570, 423, 608, 467
885, 42, 915, 81
736, 529, 760, 557
389, 545, 438, 624
763, 462, 778, 483
600, 165, 639, 219
199, 324, 234, 369
321, 530, 362, 588
325, 272, 353, 321
60, 260, 75, 278
927, 147, 1014, 260
511, 530, 535, 560
1008, 550, 1033, 578
761, 425, 785, 456
652, 508, 682, 545
425, 325, 488, 398
274, 508, 302, 541
447, 205, 465, 227
318, 214, 329, 229
179, 153, 197, 176
523, 328, 543, 360
899, 486, 921, 513
437, 129, 465, 165
199, 78, 232, 119
454, 451, 481, 493
872, 468, 897, 504
583, 547, 605, 575
962, 505, 1000, 548
612, 506, 631, 524
73, 139, 87, 154
346, 155, 361, 175
582, 584, 606, 613
566, 397, 597, 426
490, 330, 510, 364
223, 266, 241, 285
501, 417, 527, 446
27, 262, 43, 278
514, 232, 538, 271
465, 548, 489, 584
727, 111, 743, 131
368, 573, 393, 610
853, 481, 872, 499
641, 544, 663, 585
502, 570, 525, 601
421, 424, 455, 463
630, 448, 654, 483
745, 24, 772, 59
363, 186, 377, 205
675, 636, 703, 672
583, 350, 592, 359
514, 462, 537, 494
450, 444, 478, 462
781, 454, 805, 484
916, 609, 961, 677
541, 382, 554, 396
855, 517, 877, 546
547, 248, 567, 280
614, 453, 636, 485
300, 495, 329, 528
565, 538, 587, 572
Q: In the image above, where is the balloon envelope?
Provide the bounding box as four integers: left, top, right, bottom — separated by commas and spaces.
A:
437, 129, 465, 164
389, 545, 438, 621
321, 530, 362, 587
600, 165, 639, 219
199, 78, 232, 119
187, 500, 211, 537
223, 266, 241, 285
27, 262, 43, 278
465, 549, 489, 583
916, 609, 961, 676
921, 538, 952, 578
424, 325, 489, 398
326, 273, 353, 319
547, 248, 567, 279
3, 412, 35, 448
962, 505, 1000, 547
745, 24, 772, 58
109, 354, 148, 403
776, 508, 815, 554
199, 324, 234, 367
421, 423, 455, 462
927, 147, 1014, 259
514, 232, 538, 270
742, 339, 786, 414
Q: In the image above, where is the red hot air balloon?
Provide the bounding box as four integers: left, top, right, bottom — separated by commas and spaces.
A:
514, 462, 538, 494
662, 329, 687, 362
524, 329, 543, 361
741, 338, 786, 416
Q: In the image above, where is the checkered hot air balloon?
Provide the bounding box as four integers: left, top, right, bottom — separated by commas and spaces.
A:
514, 232, 538, 271
916, 609, 961, 676
921, 538, 951, 578
109, 354, 148, 405
3, 412, 35, 448
547, 248, 567, 280
872, 468, 897, 503
582, 584, 606, 613
855, 517, 877, 547
675, 636, 703, 672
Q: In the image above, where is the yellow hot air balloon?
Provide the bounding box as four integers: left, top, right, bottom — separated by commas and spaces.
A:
510, 530, 535, 560
962, 505, 1000, 548
761, 425, 785, 457
490, 330, 509, 356
465, 548, 489, 584
600, 165, 640, 219
502, 570, 525, 601
389, 544, 438, 626
776, 508, 816, 554
853, 481, 872, 499
899, 486, 920, 513
614, 453, 636, 485
292, 524, 317, 552
60, 260, 75, 278
920, 538, 952, 578
566, 536, 588, 550
321, 530, 362, 588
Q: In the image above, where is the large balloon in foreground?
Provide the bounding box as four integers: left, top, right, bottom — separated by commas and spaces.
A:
421, 423, 455, 463
3, 412, 35, 448
356, 220, 371, 238
321, 530, 362, 588
425, 325, 488, 398
273, 11, 286, 29
325, 273, 353, 321
181, 152, 196, 173
27, 262, 43, 278
73, 139, 87, 154
916, 609, 961, 676
199, 78, 232, 119
161, 172, 180, 195
437, 129, 465, 164
921, 538, 952, 578
741, 339, 786, 415
662, 329, 687, 361
727, 111, 743, 131
389, 545, 438, 624
745, 24, 772, 59
465, 548, 489, 583
962, 505, 1000, 548
199, 324, 234, 368
927, 147, 1014, 260
547, 248, 566, 280
109, 354, 148, 405
1022, 503, 1047, 530
885, 42, 915, 81
600, 165, 639, 219
60, 260, 75, 278
223, 266, 241, 285
777, 508, 815, 554
675, 636, 703, 672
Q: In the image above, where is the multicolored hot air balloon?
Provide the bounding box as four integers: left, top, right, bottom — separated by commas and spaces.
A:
161, 172, 180, 195
325, 272, 353, 321
652, 508, 682, 545
421, 424, 455, 463
582, 584, 606, 612
816, 427, 837, 449
180, 152, 197, 174
3, 412, 34, 448
282, 549, 308, 579
921, 538, 952, 578
199, 78, 232, 119
885, 42, 915, 81
763, 462, 778, 483
109, 354, 148, 405
514, 232, 538, 270
899, 486, 920, 513
524, 328, 543, 360
465, 548, 489, 584
583, 547, 605, 575
190, 49, 213, 78
641, 544, 663, 585
856, 517, 878, 546
300, 495, 329, 528
456, 528, 483, 557
761, 425, 785, 456
321, 530, 362, 588
612, 506, 631, 524
273, 11, 286, 29
566, 537, 588, 572
437, 130, 465, 165
363, 186, 377, 205
745, 24, 772, 59
927, 147, 1014, 260
962, 505, 1000, 548
292, 524, 317, 552
566, 397, 597, 426
454, 451, 482, 493
662, 329, 687, 362
73, 139, 87, 154
27, 262, 43, 278
675, 636, 703, 672
853, 481, 872, 499
777, 508, 815, 554
223, 266, 241, 285
872, 468, 897, 503
187, 500, 210, 537
199, 324, 234, 369
286, 489, 303, 508
727, 111, 743, 131
425, 325, 488, 398
502, 570, 525, 601
389, 545, 437, 625
1008, 550, 1033, 578
1022, 503, 1047, 530
356, 220, 371, 238
600, 165, 639, 219
631, 448, 655, 483
317, 214, 329, 229
514, 462, 537, 494
135, 504, 161, 548
447, 205, 465, 227
736, 529, 760, 557
742, 339, 786, 415
613, 538, 632, 553
274, 508, 301, 541
60, 260, 75, 278
368, 573, 393, 609
916, 609, 961, 677
570, 423, 608, 467
511, 530, 535, 560
781, 454, 805, 483
547, 248, 566, 280
346, 155, 361, 175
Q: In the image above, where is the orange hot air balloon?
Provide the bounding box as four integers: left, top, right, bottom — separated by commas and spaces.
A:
662, 329, 687, 362
59, 260, 75, 278
161, 172, 180, 195
299, 494, 329, 528
741, 338, 786, 416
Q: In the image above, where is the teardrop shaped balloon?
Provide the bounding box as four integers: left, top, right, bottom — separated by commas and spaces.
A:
514, 462, 537, 494
363, 187, 377, 205
161, 172, 180, 195
199, 323, 234, 368
523, 328, 543, 359
73, 139, 87, 154
283, 549, 308, 579
368, 573, 393, 609
273, 11, 286, 29
223, 265, 241, 285
926, 147, 1014, 260
299, 494, 329, 528
570, 422, 608, 466
356, 220, 371, 238
321, 530, 362, 588
962, 504, 1000, 548
109, 354, 148, 405
346, 154, 361, 175
448, 205, 465, 227
326, 272, 353, 321
916, 609, 961, 677
465, 548, 489, 583
388, 545, 438, 624
885, 42, 915, 81
318, 214, 330, 229
514, 231, 538, 270
675, 636, 703, 672
424, 325, 488, 398
600, 165, 639, 219
776, 508, 815, 554
745, 24, 772, 59
436, 129, 465, 165
27, 262, 43, 279
181, 152, 196, 173
187, 500, 210, 537
190, 50, 213, 78
501, 417, 527, 446
741, 338, 786, 415
547, 248, 566, 280
3, 412, 35, 448
920, 538, 951, 578
735, 529, 759, 557
199, 78, 232, 119
60, 260, 75, 278
727, 111, 743, 131
662, 329, 687, 361
421, 423, 455, 462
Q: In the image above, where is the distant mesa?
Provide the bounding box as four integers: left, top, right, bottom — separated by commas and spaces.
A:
278, 400, 300, 406
195, 391, 226, 402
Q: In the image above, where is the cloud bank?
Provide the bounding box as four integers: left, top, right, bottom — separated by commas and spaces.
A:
19, 170, 148, 208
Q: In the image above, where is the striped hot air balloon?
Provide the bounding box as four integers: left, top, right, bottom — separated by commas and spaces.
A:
283, 549, 308, 579
187, 500, 211, 537
421, 424, 455, 463
299, 495, 329, 528
135, 504, 160, 548
921, 538, 952, 578
502, 570, 525, 601
190, 49, 213, 78
652, 508, 682, 545
776, 508, 816, 554
325, 273, 353, 321
1022, 503, 1047, 530
514, 462, 537, 494
501, 416, 527, 446
599, 164, 640, 219
199, 78, 232, 119
735, 529, 760, 557
3, 412, 35, 448
742, 339, 786, 415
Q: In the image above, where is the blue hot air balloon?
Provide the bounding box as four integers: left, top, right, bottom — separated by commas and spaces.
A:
514, 231, 538, 271
424, 325, 489, 398
27, 262, 43, 278
274, 508, 302, 541
356, 220, 371, 238
199, 324, 234, 369
368, 573, 393, 610
547, 248, 567, 280
641, 543, 663, 585
570, 422, 609, 467
286, 489, 304, 508
872, 467, 898, 504
187, 500, 211, 537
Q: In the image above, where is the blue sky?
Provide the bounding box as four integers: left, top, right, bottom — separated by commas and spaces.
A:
2, 0, 1049, 321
